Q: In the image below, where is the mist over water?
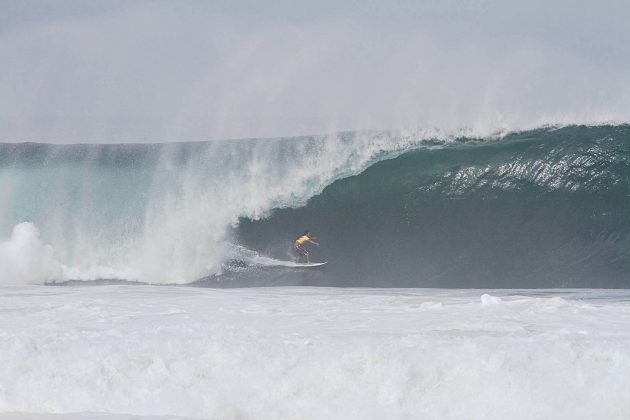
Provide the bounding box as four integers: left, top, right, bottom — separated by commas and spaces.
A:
1, 1, 629, 142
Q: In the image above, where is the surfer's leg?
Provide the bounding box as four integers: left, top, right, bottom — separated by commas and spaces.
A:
295, 245, 305, 263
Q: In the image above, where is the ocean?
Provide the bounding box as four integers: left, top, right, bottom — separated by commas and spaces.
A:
1, 125, 629, 418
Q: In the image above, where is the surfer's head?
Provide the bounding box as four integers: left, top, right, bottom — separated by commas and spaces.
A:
303, 230, 311, 237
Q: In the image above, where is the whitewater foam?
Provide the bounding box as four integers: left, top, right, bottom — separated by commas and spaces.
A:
1, 285, 629, 419
0, 223, 62, 284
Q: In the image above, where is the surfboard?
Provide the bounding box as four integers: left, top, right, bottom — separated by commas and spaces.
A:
295, 261, 327, 268
266, 261, 328, 268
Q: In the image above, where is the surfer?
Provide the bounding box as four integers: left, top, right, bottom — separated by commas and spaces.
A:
294, 230, 319, 264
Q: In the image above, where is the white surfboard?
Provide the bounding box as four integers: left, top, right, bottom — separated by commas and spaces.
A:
294, 261, 328, 268
264, 260, 327, 268
251, 256, 328, 268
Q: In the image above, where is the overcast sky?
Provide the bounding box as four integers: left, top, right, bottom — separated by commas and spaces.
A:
1, 0, 629, 143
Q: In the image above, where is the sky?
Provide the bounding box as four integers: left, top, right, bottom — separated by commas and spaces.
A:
1, 0, 629, 143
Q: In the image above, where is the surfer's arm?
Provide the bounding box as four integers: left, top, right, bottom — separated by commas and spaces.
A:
308, 239, 319, 246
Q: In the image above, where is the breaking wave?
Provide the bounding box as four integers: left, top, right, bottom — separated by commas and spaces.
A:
1, 125, 629, 287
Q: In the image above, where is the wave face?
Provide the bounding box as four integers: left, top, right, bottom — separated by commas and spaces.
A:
1, 125, 629, 287
234, 125, 630, 288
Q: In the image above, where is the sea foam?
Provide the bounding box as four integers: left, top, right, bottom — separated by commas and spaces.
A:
1, 286, 629, 419
0, 223, 62, 284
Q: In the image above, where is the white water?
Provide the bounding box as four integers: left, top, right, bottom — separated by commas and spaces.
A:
0, 223, 62, 284
1, 285, 629, 419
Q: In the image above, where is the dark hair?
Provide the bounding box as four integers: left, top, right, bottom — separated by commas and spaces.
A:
303, 230, 311, 236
